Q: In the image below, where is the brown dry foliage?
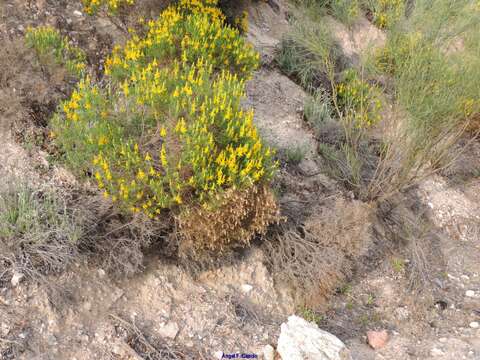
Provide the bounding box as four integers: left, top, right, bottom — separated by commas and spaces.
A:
176, 184, 279, 259
466, 113, 480, 134
263, 197, 374, 307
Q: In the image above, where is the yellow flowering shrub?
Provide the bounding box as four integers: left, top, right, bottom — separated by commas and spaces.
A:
365, 0, 405, 29
234, 11, 249, 33
81, 0, 135, 14
336, 69, 382, 128
372, 31, 423, 74
25, 26, 86, 77
52, 0, 277, 245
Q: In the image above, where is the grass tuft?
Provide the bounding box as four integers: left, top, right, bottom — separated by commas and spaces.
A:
0, 181, 82, 282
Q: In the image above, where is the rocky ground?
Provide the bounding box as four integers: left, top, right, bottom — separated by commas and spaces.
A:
0, 0, 479, 359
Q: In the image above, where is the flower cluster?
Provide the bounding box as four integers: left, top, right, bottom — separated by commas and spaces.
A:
53, 0, 276, 219
336, 69, 382, 128
81, 0, 135, 14
368, 0, 405, 29
373, 31, 423, 74
25, 26, 86, 77
105, 2, 259, 81
234, 11, 250, 34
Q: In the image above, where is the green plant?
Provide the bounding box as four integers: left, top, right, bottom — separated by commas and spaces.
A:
338, 283, 352, 294
51, 0, 278, 254
336, 68, 382, 128
298, 306, 324, 324
81, 0, 135, 14
392, 257, 405, 272
304, 88, 334, 131
366, 293, 375, 305
0, 182, 82, 279
234, 10, 249, 33
317, 0, 480, 200
277, 7, 337, 92
360, 0, 480, 197
285, 145, 307, 165
362, 0, 405, 29
25, 26, 86, 77
309, 0, 361, 26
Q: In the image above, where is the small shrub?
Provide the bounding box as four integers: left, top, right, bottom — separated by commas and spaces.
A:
0, 182, 82, 280
276, 7, 337, 92
362, 0, 405, 29
285, 145, 307, 166
234, 10, 249, 33
391, 257, 405, 272
298, 306, 324, 324
329, 0, 361, 26
25, 26, 86, 77
52, 0, 277, 254
304, 88, 334, 132
313, 0, 361, 26
336, 68, 382, 128
81, 0, 135, 14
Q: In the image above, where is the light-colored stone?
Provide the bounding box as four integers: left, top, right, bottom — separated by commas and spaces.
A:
469, 322, 479, 329
241, 284, 254, 294
11, 271, 24, 287
277, 315, 352, 360
430, 347, 445, 357
213, 351, 224, 359
157, 321, 179, 339
73, 10, 83, 17
263, 344, 275, 360
367, 330, 389, 350
465, 290, 475, 297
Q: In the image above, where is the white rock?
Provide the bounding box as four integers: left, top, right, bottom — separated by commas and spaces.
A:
469, 322, 479, 329
213, 351, 224, 359
263, 344, 275, 360
11, 272, 24, 287
73, 10, 83, 17
465, 290, 475, 297
241, 284, 253, 294
1, 323, 10, 336
157, 322, 179, 339
277, 315, 352, 360
430, 347, 445, 357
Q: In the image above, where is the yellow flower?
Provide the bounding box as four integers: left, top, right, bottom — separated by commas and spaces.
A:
137, 169, 146, 180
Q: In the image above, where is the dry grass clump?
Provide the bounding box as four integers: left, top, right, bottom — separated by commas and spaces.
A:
76, 193, 173, 276
110, 314, 207, 359
263, 198, 373, 306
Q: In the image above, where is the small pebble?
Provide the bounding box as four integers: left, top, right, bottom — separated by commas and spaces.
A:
431, 347, 445, 357
263, 344, 275, 360
469, 321, 479, 329
367, 330, 389, 350
241, 284, 253, 293
465, 290, 475, 297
